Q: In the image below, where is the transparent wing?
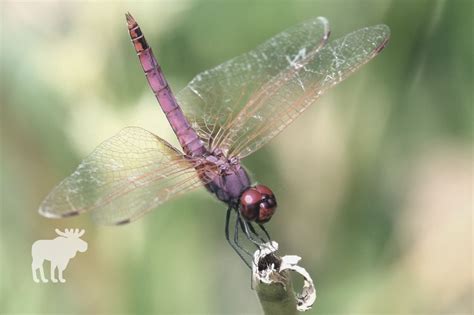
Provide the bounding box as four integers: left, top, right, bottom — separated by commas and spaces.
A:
177, 21, 389, 159
39, 127, 211, 225
176, 17, 330, 154
225, 24, 390, 158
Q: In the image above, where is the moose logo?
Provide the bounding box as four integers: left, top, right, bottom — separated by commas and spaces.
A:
31, 229, 88, 283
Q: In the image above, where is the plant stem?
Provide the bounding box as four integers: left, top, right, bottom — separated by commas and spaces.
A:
252, 242, 316, 314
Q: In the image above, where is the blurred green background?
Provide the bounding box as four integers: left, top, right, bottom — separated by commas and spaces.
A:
1, 0, 472, 314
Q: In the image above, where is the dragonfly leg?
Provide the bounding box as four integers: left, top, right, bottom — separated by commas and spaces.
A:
256, 223, 276, 251
233, 214, 254, 258
238, 218, 277, 267
225, 207, 251, 268
238, 218, 263, 248
257, 223, 272, 243
243, 220, 277, 253
247, 222, 267, 243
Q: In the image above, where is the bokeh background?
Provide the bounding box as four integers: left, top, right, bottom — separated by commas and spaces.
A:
1, 0, 472, 314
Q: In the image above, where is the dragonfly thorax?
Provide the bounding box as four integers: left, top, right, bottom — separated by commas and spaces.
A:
205, 149, 240, 175
202, 150, 277, 223
200, 150, 251, 205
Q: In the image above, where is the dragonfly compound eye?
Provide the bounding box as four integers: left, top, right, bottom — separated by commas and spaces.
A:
254, 184, 273, 196
239, 185, 277, 223
240, 188, 262, 221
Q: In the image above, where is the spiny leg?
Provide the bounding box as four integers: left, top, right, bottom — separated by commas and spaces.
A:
225, 207, 251, 269
258, 223, 272, 243
257, 223, 276, 251
233, 214, 253, 259
238, 217, 263, 248
247, 222, 267, 243
245, 221, 276, 252
238, 218, 276, 269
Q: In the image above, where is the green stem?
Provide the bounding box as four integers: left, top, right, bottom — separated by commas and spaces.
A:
252, 242, 316, 314
255, 268, 298, 315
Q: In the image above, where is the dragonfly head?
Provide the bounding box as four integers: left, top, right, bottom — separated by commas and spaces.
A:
239, 185, 277, 223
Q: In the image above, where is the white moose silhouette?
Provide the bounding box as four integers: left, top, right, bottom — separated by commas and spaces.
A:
31, 229, 88, 283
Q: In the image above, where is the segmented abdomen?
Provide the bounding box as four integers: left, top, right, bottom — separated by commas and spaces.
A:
126, 13, 206, 158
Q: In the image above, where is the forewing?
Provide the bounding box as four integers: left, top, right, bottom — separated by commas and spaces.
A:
225, 24, 391, 158
176, 17, 330, 153
39, 127, 210, 225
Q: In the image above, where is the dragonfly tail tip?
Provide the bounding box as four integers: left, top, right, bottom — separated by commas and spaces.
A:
125, 12, 136, 26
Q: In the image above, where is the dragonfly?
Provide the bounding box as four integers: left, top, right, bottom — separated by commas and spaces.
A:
39, 13, 390, 267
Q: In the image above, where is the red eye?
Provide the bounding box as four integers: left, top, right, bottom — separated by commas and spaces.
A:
239, 188, 262, 221
239, 185, 277, 223
254, 185, 273, 197
257, 201, 276, 223
241, 189, 262, 206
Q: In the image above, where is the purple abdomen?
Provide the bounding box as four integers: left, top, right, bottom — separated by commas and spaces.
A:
126, 14, 206, 157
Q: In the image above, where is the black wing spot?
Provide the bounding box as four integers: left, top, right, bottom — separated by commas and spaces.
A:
61, 211, 80, 218
115, 219, 131, 226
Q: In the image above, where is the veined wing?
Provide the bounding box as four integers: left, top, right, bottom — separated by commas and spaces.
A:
224, 24, 390, 158
176, 17, 330, 154
39, 127, 212, 225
